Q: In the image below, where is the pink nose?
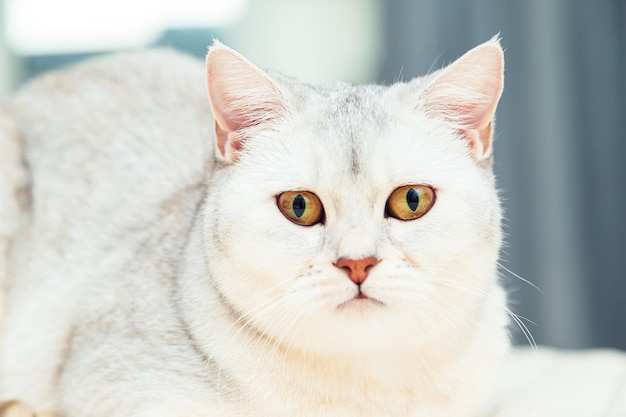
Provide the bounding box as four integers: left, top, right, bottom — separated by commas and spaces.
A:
334, 257, 380, 285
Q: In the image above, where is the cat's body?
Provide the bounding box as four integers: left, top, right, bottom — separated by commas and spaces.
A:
0, 41, 510, 417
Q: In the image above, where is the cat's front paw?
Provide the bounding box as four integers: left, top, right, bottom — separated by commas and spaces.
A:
0, 401, 56, 417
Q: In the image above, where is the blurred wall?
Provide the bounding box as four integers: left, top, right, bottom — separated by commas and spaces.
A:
0, 0, 18, 99
224, 0, 382, 84
3, 0, 382, 86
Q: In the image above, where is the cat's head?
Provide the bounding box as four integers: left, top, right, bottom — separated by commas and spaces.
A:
202, 39, 505, 355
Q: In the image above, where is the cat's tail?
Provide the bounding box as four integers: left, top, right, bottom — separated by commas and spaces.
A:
0, 109, 30, 328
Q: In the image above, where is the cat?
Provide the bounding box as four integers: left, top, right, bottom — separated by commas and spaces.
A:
0, 38, 510, 417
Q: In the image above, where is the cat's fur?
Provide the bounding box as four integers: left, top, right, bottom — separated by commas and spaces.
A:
0, 39, 509, 417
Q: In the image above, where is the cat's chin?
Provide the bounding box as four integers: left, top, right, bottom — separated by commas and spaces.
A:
278, 308, 429, 356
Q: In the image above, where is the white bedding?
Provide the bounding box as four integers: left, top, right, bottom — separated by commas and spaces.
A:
489, 348, 626, 416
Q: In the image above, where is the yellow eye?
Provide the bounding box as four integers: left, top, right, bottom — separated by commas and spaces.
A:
386, 185, 435, 221
277, 191, 324, 226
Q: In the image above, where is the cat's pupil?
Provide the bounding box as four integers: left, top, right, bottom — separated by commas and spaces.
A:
406, 188, 419, 211
292, 194, 306, 218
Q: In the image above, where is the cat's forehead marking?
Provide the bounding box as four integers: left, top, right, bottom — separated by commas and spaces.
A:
339, 91, 363, 176
315, 85, 388, 178
341, 91, 360, 107
350, 148, 361, 176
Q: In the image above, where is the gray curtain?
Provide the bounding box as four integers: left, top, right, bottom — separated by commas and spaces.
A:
379, 0, 626, 349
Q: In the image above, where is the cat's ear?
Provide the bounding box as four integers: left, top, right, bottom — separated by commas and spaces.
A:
420, 38, 504, 160
206, 41, 288, 163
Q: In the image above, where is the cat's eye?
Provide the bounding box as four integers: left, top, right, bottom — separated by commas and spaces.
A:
277, 191, 324, 226
386, 185, 435, 221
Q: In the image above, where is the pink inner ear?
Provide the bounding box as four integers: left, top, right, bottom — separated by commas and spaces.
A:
421, 41, 504, 158
210, 92, 246, 134
431, 102, 486, 130
206, 44, 286, 163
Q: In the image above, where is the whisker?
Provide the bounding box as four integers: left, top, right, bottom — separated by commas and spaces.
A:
506, 309, 537, 351
431, 275, 538, 351
497, 262, 545, 294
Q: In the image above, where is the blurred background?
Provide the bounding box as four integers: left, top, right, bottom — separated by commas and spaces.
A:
0, 0, 624, 350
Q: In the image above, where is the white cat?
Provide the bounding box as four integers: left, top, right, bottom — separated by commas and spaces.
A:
0, 38, 509, 417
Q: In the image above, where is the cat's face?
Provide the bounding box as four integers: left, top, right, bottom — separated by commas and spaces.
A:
203, 40, 504, 355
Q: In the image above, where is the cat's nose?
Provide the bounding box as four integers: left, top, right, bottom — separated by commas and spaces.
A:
334, 257, 380, 285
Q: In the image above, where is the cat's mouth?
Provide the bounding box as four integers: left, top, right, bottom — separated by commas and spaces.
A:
338, 291, 384, 309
